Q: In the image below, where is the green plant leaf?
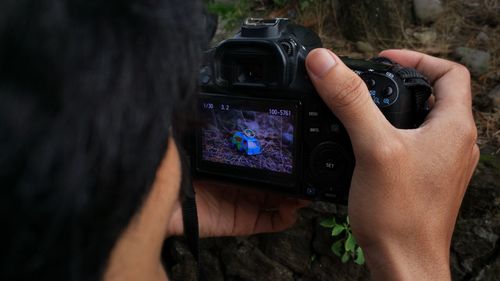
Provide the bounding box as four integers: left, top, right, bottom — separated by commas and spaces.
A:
346, 216, 350, 225
299, 0, 311, 11
206, 2, 234, 16
354, 247, 365, 265
345, 233, 356, 252
332, 225, 345, 236
320, 217, 336, 228
341, 251, 350, 263
331, 239, 343, 257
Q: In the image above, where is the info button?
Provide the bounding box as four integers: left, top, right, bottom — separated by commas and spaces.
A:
308, 126, 321, 134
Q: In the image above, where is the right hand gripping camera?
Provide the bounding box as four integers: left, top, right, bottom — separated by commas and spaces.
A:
192, 18, 432, 203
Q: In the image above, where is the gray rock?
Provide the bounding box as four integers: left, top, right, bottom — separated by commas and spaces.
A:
170, 260, 197, 281
488, 84, 500, 108
167, 240, 197, 281
476, 31, 489, 43
473, 226, 499, 245
473, 93, 493, 111
454, 47, 490, 76
309, 201, 337, 214
413, 0, 444, 23
260, 222, 313, 273
355, 41, 375, 53
456, 187, 498, 256
474, 254, 500, 281
299, 255, 369, 281
450, 251, 467, 281
169, 239, 193, 261
413, 30, 437, 45
200, 250, 224, 281
221, 238, 293, 281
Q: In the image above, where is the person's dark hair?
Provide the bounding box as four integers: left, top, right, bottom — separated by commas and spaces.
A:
0, 1, 202, 280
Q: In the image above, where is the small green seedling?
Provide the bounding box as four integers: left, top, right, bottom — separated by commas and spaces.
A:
320, 216, 365, 265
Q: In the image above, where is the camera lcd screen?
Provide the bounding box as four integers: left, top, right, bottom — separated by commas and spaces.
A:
198, 94, 298, 179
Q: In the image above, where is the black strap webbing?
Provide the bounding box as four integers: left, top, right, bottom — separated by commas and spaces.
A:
395, 66, 433, 125
179, 150, 203, 281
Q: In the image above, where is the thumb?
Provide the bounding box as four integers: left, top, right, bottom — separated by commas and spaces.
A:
305, 48, 391, 145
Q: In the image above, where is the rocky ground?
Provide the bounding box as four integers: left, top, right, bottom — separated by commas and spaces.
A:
166, 0, 500, 280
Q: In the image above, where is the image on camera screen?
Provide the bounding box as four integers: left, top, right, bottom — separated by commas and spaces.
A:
200, 96, 296, 174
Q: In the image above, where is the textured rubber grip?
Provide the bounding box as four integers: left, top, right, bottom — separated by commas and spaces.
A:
396, 67, 432, 113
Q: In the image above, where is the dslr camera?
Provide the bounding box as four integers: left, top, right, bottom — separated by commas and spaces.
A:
192, 18, 431, 203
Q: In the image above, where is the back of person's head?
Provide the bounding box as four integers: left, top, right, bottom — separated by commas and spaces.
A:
0, 1, 202, 280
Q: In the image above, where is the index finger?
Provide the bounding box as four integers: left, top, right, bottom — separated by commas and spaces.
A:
380, 49, 467, 85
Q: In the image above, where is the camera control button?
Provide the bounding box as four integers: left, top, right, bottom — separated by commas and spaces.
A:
365, 78, 376, 89
308, 111, 319, 117
329, 123, 341, 134
308, 127, 321, 133
200, 74, 211, 85
310, 142, 346, 176
383, 86, 393, 97
322, 159, 337, 171
306, 186, 316, 196
317, 153, 341, 174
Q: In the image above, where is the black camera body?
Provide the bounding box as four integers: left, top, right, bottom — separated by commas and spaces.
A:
193, 18, 431, 203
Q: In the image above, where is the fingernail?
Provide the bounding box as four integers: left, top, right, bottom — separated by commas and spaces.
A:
308, 49, 337, 78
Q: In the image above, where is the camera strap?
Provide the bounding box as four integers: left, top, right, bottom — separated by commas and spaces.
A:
395, 67, 433, 125
179, 150, 204, 281
396, 68, 432, 110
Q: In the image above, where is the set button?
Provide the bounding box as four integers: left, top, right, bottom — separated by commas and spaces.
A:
310, 142, 347, 176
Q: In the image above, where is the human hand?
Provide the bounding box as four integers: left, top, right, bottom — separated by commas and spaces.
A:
167, 180, 309, 237
305, 49, 479, 280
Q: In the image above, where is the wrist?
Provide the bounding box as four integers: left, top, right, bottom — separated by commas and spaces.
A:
362, 239, 451, 281
165, 199, 184, 238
